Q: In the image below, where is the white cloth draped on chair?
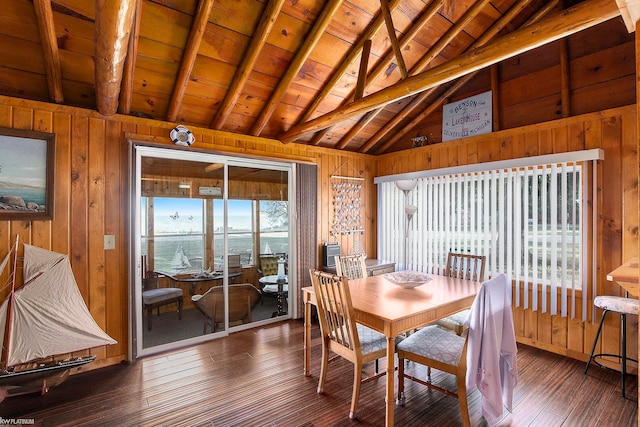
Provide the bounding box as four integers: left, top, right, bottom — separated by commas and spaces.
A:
465, 273, 518, 425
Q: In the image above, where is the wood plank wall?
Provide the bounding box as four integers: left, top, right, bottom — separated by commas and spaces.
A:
377, 104, 639, 362
0, 95, 377, 370
0, 93, 637, 371
412, 19, 635, 149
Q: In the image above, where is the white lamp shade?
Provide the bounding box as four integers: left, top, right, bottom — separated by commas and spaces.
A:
405, 205, 418, 216
396, 179, 417, 192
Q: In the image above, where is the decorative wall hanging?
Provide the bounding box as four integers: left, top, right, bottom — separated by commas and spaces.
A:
170, 125, 195, 146
330, 160, 365, 256
330, 177, 363, 236
442, 90, 492, 142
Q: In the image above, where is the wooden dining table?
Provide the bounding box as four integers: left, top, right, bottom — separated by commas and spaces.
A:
302, 273, 483, 427
156, 270, 243, 296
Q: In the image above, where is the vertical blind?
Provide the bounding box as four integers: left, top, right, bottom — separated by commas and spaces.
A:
376, 150, 602, 320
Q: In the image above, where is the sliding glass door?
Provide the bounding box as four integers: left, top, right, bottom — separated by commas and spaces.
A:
132, 145, 292, 357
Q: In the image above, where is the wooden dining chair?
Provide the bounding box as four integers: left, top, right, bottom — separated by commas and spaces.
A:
397, 274, 515, 427
308, 269, 389, 419
334, 254, 368, 279
436, 252, 486, 335
333, 253, 387, 373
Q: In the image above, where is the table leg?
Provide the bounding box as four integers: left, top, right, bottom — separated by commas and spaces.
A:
385, 336, 395, 426
304, 300, 311, 376
276, 293, 284, 316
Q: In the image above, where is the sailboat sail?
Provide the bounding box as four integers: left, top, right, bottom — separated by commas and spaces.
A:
0, 249, 11, 278
0, 299, 7, 367
170, 243, 191, 269
0, 244, 116, 368
0, 248, 14, 363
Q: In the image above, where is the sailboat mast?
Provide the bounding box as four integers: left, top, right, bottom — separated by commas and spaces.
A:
3, 235, 19, 369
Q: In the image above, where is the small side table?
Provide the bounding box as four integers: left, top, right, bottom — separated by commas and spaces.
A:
259, 275, 288, 317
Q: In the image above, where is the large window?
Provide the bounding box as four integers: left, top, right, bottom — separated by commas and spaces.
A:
213, 199, 254, 267
142, 197, 205, 272
376, 150, 602, 319
259, 200, 289, 255
142, 198, 290, 272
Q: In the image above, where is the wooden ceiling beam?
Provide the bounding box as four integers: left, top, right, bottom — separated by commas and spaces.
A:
354, 40, 372, 101
250, 0, 345, 136
297, 0, 403, 125
307, 130, 325, 146
310, 0, 444, 146
527, 0, 561, 25
33, 0, 63, 103
95, 0, 136, 116
364, 0, 444, 96
166, 0, 215, 122
339, 0, 491, 150
336, 108, 380, 149
410, 0, 493, 75
380, 0, 407, 79
279, 0, 619, 144
211, 0, 286, 129
374, 80, 464, 153
359, 0, 539, 153
119, 0, 142, 115
376, 0, 558, 152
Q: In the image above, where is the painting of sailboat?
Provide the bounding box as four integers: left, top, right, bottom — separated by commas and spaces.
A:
0, 238, 116, 396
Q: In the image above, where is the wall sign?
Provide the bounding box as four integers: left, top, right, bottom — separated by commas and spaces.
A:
199, 186, 221, 196
442, 91, 492, 142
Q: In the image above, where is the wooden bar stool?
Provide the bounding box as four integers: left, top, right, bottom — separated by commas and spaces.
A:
584, 295, 638, 397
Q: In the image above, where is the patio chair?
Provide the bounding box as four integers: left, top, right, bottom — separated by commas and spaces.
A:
142, 271, 183, 331
191, 283, 261, 333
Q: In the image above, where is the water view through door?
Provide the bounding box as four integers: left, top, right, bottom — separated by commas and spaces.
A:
134, 146, 291, 355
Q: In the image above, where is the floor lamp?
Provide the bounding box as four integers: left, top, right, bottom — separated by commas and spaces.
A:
396, 180, 418, 268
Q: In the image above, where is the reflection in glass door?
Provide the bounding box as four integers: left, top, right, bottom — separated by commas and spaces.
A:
228, 165, 289, 320
133, 146, 292, 357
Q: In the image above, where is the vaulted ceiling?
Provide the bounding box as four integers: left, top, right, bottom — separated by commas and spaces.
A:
0, 0, 635, 154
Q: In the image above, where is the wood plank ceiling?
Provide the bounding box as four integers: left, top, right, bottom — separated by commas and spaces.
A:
0, 0, 635, 154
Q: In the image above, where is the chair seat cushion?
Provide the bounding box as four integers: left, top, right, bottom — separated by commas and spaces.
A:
397, 325, 465, 366
594, 296, 638, 316
436, 309, 470, 328
143, 288, 183, 305
355, 323, 388, 355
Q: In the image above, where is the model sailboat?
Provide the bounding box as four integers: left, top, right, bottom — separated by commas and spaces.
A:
0, 237, 116, 395
170, 243, 191, 270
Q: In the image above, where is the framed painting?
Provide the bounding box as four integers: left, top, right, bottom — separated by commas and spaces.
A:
0, 127, 55, 220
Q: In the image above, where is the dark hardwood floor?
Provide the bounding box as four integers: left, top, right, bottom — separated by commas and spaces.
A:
2, 320, 637, 426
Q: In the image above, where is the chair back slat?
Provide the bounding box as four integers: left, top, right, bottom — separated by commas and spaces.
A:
143, 271, 159, 291
309, 269, 359, 353
445, 252, 486, 282
334, 254, 368, 280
